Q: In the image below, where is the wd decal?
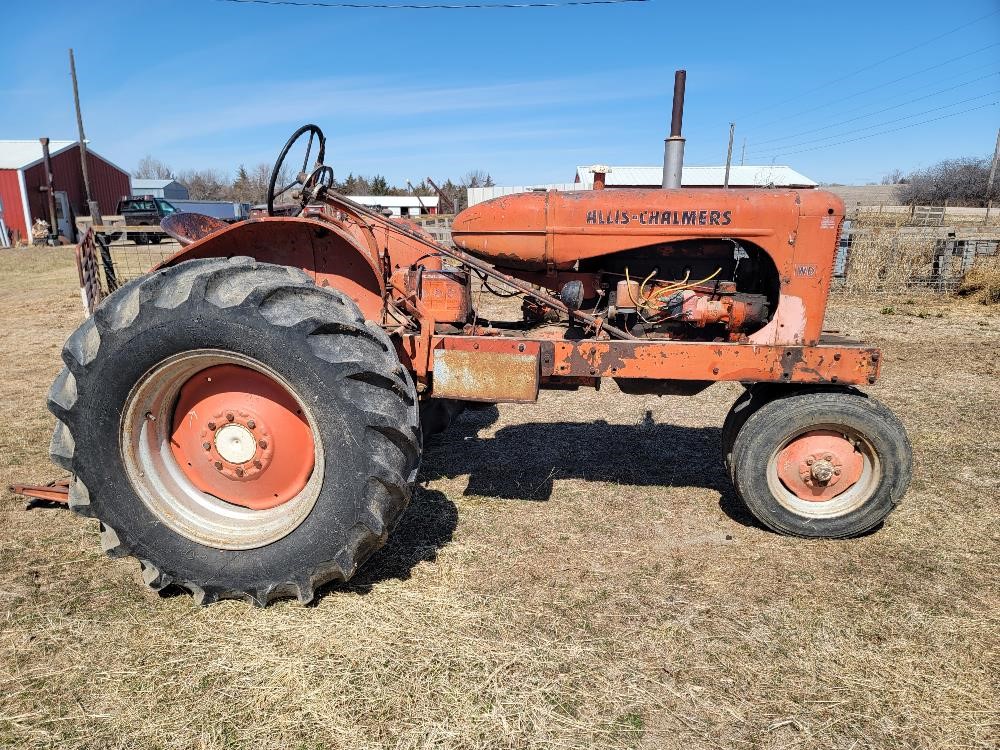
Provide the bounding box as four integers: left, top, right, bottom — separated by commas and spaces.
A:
795, 264, 818, 277
586, 209, 733, 226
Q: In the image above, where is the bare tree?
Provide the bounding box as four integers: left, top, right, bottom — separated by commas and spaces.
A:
897, 157, 994, 206
880, 169, 906, 185
133, 155, 174, 180
175, 169, 232, 201
463, 169, 494, 189
232, 163, 282, 204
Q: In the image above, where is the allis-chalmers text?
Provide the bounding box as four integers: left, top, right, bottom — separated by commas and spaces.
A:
585, 209, 733, 226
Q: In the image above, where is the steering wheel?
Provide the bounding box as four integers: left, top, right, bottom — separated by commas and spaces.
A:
267, 124, 327, 217
303, 165, 335, 194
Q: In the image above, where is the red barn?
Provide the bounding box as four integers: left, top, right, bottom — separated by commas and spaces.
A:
0, 140, 131, 244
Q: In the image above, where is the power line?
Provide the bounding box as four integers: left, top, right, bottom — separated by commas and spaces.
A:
750, 70, 1000, 147
744, 88, 1000, 157
737, 6, 1000, 121
215, 0, 648, 8
806, 64, 998, 124
742, 41, 1000, 136
744, 100, 998, 160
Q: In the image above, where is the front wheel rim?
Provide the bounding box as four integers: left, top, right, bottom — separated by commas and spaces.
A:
766, 424, 880, 519
121, 350, 324, 550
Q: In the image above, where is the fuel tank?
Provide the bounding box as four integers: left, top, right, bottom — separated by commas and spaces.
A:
452, 188, 842, 270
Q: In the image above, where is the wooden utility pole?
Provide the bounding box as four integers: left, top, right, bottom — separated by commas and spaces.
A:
39, 138, 59, 244
987, 127, 1000, 197
723, 123, 735, 189
69, 48, 117, 289
740, 137, 746, 166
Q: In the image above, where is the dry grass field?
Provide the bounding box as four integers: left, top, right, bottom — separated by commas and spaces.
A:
1, 247, 997, 749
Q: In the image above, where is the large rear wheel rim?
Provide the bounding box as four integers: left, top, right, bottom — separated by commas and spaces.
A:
121, 350, 324, 550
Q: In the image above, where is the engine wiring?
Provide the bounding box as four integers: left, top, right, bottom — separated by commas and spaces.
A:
617, 266, 728, 332
649, 267, 723, 300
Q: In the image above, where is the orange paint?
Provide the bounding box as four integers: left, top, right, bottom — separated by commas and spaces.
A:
169, 364, 315, 509
776, 430, 864, 501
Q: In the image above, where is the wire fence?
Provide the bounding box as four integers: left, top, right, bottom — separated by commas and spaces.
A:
101, 235, 179, 287
834, 210, 999, 294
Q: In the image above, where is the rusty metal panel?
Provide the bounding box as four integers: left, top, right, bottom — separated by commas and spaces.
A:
432, 348, 539, 403
9, 480, 69, 504
545, 340, 879, 385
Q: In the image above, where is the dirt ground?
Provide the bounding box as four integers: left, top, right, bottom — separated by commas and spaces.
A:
0, 247, 997, 749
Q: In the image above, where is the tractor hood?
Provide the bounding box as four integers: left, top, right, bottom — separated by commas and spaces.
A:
452, 188, 842, 270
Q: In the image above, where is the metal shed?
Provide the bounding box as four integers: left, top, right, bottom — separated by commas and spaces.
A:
0, 140, 131, 243
131, 179, 190, 201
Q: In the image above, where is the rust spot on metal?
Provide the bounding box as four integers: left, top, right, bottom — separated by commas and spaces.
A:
431, 348, 539, 403
9, 480, 70, 505
161, 212, 229, 246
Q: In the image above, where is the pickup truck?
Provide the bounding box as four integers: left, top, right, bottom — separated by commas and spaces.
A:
115, 196, 178, 244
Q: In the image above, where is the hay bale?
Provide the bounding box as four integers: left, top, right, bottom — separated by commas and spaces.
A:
843, 213, 937, 294
957, 257, 1000, 304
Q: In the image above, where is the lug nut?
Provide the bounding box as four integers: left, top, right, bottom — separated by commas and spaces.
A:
806, 457, 814, 465
226, 413, 235, 422
202, 442, 211, 451
235, 468, 244, 477
207, 422, 217, 431
259, 440, 268, 449
253, 460, 263, 469
834, 468, 842, 475
824, 454, 833, 462
214, 461, 223, 470
247, 419, 256, 430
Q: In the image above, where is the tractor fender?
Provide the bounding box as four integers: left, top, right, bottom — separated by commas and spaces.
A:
155, 217, 385, 318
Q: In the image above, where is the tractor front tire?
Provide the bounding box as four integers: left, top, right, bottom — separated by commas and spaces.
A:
48, 257, 421, 605
729, 389, 911, 538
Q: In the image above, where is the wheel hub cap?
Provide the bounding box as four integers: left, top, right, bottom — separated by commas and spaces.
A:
776, 430, 864, 502
214, 424, 257, 464
170, 364, 315, 510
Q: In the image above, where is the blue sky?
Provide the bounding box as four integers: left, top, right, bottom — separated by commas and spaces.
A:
2, 0, 998, 186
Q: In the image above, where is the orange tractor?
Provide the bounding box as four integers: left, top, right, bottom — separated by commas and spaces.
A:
43, 79, 911, 606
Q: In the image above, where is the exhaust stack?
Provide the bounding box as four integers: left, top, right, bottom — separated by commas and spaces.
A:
662, 69, 686, 189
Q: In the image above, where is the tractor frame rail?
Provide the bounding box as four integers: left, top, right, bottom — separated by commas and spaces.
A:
397, 334, 879, 403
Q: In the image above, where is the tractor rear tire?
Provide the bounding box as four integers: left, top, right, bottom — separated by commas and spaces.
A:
729, 389, 911, 538
48, 257, 421, 605
419, 398, 466, 441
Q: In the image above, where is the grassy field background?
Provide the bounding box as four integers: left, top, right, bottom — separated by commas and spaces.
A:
0, 247, 997, 749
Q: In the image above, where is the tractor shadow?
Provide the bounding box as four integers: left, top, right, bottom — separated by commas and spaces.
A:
318, 404, 762, 600
319, 485, 459, 597
422, 405, 761, 528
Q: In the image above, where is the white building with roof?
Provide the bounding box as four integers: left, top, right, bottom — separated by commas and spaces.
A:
573, 164, 817, 189
348, 195, 439, 217
467, 165, 817, 207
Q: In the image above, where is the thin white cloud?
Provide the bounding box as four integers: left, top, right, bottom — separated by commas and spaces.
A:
95, 70, 658, 155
